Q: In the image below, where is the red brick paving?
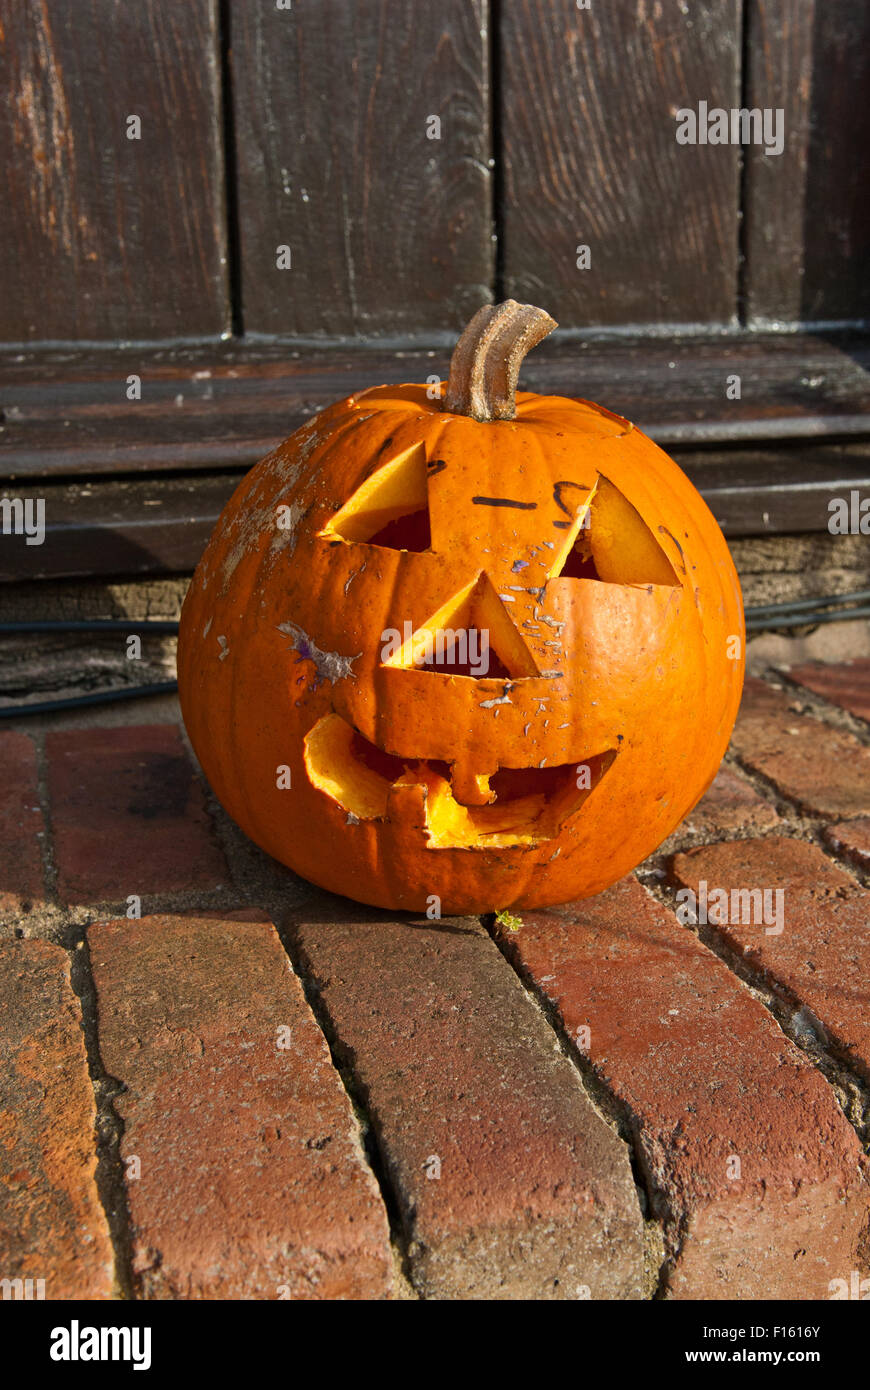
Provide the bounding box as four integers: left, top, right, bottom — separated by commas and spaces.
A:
671, 837, 870, 1083
88, 914, 393, 1300
2, 674, 869, 1301
291, 911, 645, 1300
788, 659, 870, 723
679, 764, 781, 839
825, 818, 870, 871
497, 876, 869, 1300
0, 731, 45, 919
46, 725, 228, 905
0, 940, 115, 1299
729, 677, 870, 819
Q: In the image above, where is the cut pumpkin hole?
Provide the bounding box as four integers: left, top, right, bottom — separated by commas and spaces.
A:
319, 442, 432, 551
416, 628, 512, 679
366, 508, 431, 551
383, 571, 539, 680
304, 713, 616, 848
552, 474, 680, 587
557, 548, 602, 582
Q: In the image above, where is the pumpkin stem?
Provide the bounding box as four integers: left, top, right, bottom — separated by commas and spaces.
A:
443, 299, 557, 422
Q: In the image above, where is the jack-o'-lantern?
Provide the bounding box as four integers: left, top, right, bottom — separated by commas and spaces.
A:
178, 302, 744, 912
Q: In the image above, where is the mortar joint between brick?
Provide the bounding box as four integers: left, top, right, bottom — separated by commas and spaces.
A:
268, 910, 420, 1298
483, 913, 672, 1299
644, 873, 870, 1152
766, 666, 870, 748
67, 931, 138, 1300
718, 752, 870, 892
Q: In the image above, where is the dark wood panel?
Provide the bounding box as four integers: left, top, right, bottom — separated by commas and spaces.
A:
744, 1, 870, 328
798, 2, 870, 325
0, 628, 176, 707
6, 439, 870, 582
499, 0, 741, 329
683, 442, 870, 534
0, 474, 239, 581
742, 1, 815, 327
229, 0, 492, 337
0, 0, 229, 342
1, 333, 868, 480
514, 334, 870, 443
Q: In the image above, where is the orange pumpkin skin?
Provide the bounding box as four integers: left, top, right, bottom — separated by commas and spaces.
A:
178, 364, 744, 913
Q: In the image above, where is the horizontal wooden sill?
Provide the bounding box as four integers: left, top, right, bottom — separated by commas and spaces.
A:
0, 333, 868, 579
2, 441, 869, 582
1, 332, 868, 479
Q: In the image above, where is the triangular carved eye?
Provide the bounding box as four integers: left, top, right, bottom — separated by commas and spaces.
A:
320, 442, 432, 552
382, 571, 540, 679
551, 475, 680, 587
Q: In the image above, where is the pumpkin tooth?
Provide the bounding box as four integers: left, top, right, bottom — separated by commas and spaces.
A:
450, 764, 495, 807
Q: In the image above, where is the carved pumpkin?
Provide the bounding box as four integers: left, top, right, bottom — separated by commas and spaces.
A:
178, 302, 744, 912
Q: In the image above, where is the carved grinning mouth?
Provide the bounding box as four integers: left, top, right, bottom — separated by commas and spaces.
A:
303, 713, 617, 849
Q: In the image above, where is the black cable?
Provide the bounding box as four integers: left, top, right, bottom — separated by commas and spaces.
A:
1, 590, 868, 716
0, 620, 179, 634
746, 605, 870, 632
0, 681, 178, 719
744, 589, 870, 619
0, 620, 181, 716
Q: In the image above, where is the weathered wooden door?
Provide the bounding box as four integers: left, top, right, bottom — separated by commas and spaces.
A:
1, 0, 868, 579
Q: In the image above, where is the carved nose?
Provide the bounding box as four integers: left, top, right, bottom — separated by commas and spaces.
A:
381, 571, 541, 680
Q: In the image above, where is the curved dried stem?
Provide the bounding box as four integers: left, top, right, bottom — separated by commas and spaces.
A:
443, 299, 557, 422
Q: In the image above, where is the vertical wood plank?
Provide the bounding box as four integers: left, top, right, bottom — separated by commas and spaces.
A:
744, 0, 870, 327
742, 0, 814, 327
229, 0, 493, 339
499, 0, 741, 330
0, 0, 229, 343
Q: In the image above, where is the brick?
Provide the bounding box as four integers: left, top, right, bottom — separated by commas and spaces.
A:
680, 765, 780, 839
500, 877, 870, 1300
0, 732, 45, 919
46, 725, 228, 905
89, 914, 393, 1300
672, 837, 870, 1083
730, 677, 870, 818
0, 940, 114, 1299
788, 659, 870, 723
291, 911, 644, 1300
825, 818, 870, 870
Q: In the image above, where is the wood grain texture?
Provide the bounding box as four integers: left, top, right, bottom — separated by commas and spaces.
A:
228, 0, 493, 338
7, 437, 870, 582
0, 626, 176, 704
683, 442, 870, 535
2, 333, 868, 481
744, 0, 870, 328
742, 0, 815, 327
499, 0, 741, 329
0, 0, 229, 343
0, 474, 238, 581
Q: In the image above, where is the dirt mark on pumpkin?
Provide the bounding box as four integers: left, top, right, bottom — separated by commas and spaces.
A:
278, 622, 361, 685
